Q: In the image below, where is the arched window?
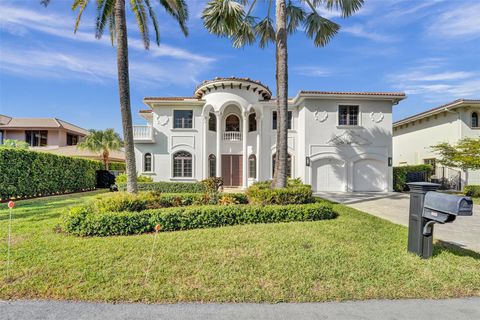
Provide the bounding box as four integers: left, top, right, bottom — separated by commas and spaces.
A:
272, 153, 292, 178
248, 154, 256, 179
209, 112, 216, 131
209, 154, 216, 177
225, 114, 240, 132
144, 153, 152, 172
248, 113, 257, 132
173, 151, 192, 177
472, 112, 479, 128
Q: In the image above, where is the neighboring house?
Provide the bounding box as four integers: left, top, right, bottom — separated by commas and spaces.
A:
133, 77, 405, 192
0, 115, 89, 149
393, 99, 480, 189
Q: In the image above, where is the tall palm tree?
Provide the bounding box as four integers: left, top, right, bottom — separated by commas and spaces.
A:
202, 0, 363, 188
41, 0, 189, 193
78, 129, 123, 170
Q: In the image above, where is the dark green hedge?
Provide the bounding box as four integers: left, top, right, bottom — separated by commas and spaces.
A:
108, 162, 126, 171
0, 148, 99, 201
464, 185, 480, 197
246, 182, 314, 205
117, 181, 206, 193
393, 164, 433, 192
62, 202, 336, 236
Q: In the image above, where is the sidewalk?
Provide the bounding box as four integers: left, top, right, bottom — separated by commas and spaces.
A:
1, 298, 479, 320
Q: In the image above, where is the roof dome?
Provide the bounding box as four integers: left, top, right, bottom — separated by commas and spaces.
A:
194, 77, 272, 100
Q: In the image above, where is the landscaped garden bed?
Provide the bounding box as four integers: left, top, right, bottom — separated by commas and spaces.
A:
62, 180, 336, 236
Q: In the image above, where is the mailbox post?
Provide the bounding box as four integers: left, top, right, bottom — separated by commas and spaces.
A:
407, 182, 440, 259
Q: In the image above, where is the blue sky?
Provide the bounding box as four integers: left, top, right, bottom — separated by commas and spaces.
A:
0, 0, 479, 133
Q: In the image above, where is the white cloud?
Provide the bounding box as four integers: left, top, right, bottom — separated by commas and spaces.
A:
427, 3, 480, 39
342, 25, 395, 42
293, 66, 331, 77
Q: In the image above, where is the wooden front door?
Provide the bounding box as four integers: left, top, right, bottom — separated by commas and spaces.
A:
222, 155, 242, 186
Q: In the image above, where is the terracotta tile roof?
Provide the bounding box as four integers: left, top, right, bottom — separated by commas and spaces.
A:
394, 98, 480, 126
143, 96, 200, 101
139, 109, 153, 113
299, 90, 406, 97
0, 116, 88, 135
195, 77, 272, 100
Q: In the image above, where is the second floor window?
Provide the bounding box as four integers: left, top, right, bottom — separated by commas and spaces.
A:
225, 114, 240, 132
25, 130, 47, 147
208, 113, 216, 131
173, 110, 193, 129
67, 133, 78, 146
339, 105, 359, 126
248, 113, 257, 132
272, 111, 292, 130
472, 112, 478, 128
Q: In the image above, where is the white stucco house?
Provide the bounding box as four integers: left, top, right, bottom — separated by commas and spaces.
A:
133, 77, 405, 192
393, 99, 480, 189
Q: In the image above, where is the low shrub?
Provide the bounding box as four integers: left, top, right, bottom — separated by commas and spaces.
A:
115, 173, 153, 184
62, 202, 336, 236
201, 177, 224, 193
393, 165, 433, 192
464, 185, 480, 197
90, 191, 248, 213
108, 162, 126, 171
118, 181, 205, 193
246, 183, 314, 205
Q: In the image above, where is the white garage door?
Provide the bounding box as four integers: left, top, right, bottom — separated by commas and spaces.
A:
353, 159, 386, 192
312, 158, 346, 192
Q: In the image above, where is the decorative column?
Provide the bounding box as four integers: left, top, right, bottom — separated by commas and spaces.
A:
242, 110, 249, 189
215, 110, 222, 178
202, 115, 208, 179
256, 115, 262, 181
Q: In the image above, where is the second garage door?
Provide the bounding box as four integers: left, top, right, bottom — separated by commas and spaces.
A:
353, 159, 386, 192
312, 158, 346, 192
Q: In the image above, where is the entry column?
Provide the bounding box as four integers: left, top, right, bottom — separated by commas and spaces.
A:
215, 110, 222, 177
242, 110, 248, 189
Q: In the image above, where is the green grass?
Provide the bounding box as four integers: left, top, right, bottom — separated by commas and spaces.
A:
472, 197, 480, 205
1, 191, 479, 302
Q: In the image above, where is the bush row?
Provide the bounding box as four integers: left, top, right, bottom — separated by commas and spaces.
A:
0, 148, 99, 201
117, 181, 205, 193
246, 180, 314, 205
393, 165, 433, 192
115, 173, 153, 184
464, 185, 480, 197
90, 191, 248, 213
108, 162, 126, 171
62, 202, 336, 236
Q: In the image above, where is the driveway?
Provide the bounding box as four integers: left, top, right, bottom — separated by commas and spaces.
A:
1, 298, 479, 320
315, 192, 480, 253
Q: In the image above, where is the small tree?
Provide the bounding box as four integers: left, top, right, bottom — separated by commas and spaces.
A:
78, 129, 123, 170
431, 138, 480, 171
0, 139, 30, 149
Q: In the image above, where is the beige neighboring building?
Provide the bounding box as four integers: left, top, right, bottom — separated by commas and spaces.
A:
393, 99, 480, 189
0, 114, 89, 149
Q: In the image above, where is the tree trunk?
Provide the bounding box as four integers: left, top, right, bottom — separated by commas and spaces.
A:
103, 149, 110, 170
273, 0, 288, 189
114, 0, 138, 193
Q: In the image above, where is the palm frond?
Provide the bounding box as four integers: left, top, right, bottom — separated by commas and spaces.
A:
202, 0, 245, 37
321, 0, 364, 17
304, 12, 339, 47
108, 11, 116, 46
95, 0, 115, 40
160, 0, 189, 36
129, 0, 150, 49
72, 0, 89, 34
232, 16, 256, 48
287, 2, 306, 34
254, 17, 275, 48
144, 0, 161, 45
40, 0, 51, 7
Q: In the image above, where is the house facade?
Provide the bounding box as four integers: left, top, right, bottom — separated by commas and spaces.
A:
133, 77, 405, 192
393, 99, 480, 188
0, 115, 89, 149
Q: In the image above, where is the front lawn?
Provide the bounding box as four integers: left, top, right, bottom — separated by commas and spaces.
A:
1, 191, 479, 302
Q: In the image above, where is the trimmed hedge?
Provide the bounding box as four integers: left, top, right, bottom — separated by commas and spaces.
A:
115, 173, 153, 184
464, 185, 480, 197
0, 148, 99, 201
108, 162, 126, 171
62, 202, 336, 236
393, 164, 433, 192
90, 191, 248, 213
246, 182, 314, 205
117, 181, 206, 193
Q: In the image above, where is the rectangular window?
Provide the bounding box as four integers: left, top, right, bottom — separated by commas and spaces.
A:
338, 105, 359, 126
25, 130, 48, 146
0, 130, 3, 144
424, 158, 436, 176
272, 111, 292, 130
67, 133, 78, 146
173, 110, 193, 129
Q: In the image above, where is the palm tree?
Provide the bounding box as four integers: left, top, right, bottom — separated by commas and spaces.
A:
78, 129, 123, 170
41, 0, 189, 193
202, 0, 363, 188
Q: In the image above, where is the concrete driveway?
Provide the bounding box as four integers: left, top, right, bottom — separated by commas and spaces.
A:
315, 192, 480, 253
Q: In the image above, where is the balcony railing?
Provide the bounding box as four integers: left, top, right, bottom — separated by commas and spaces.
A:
223, 131, 242, 141
133, 125, 154, 142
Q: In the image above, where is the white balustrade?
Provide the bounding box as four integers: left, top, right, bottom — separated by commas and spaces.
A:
223, 131, 242, 141
133, 125, 153, 140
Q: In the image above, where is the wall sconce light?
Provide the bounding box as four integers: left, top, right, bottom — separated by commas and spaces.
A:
388, 157, 392, 167
306, 156, 311, 167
